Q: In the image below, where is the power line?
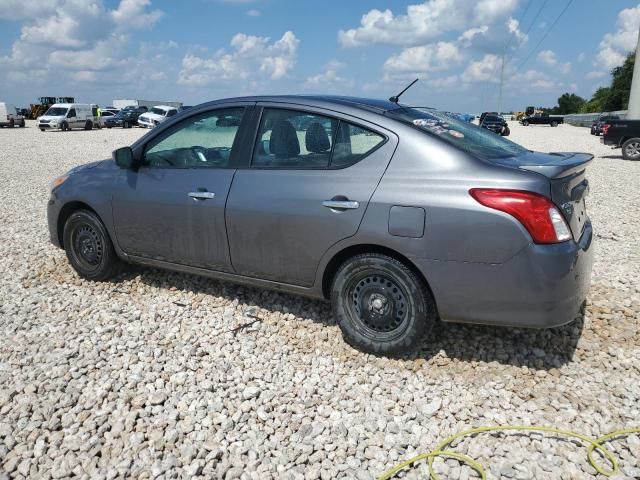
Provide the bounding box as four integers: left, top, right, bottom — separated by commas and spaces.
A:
516, 0, 574, 72
522, 0, 549, 38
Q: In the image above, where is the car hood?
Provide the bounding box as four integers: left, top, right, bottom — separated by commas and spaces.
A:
139, 112, 165, 121
68, 159, 108, 174
39, 115, 65, 121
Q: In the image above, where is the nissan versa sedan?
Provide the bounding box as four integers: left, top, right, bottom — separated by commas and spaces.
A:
47, 96, 594, 355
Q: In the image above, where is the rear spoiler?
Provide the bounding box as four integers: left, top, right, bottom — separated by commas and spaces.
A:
518, 152, 593, 179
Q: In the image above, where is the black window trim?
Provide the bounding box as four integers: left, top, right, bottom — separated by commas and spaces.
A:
140, 106, 248, 170
247, 105, 389, 171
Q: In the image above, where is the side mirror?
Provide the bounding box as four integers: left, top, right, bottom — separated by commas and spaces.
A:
113, 147, 136, 169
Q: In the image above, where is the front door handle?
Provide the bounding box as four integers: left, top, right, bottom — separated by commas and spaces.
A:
188, 191, 216, 200
322, 200, 359, 210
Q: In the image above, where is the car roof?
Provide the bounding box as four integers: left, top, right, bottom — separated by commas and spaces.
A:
202, 95, 406, 114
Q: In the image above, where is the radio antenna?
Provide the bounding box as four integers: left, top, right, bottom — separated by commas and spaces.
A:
389, 78, 419, 103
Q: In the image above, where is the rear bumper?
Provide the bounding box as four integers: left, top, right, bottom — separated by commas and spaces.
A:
415, 220, 594, 328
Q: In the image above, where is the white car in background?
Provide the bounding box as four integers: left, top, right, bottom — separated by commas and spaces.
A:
137, 105, 179, 128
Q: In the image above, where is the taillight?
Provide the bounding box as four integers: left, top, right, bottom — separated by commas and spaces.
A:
469, 189, 572, 244
601, 123, 611, 136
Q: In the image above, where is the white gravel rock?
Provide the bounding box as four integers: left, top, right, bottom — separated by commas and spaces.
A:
0, 121, 638, 478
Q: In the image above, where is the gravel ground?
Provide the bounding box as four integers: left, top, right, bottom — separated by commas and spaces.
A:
0, 121, 638, 479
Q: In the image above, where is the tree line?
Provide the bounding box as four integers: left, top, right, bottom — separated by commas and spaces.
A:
538, 51, 634, 115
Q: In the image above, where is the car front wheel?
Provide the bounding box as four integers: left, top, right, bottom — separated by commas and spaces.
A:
331, 253, 436, 355
63, 210, 122, 281
522, 120, 529, 126
622, 138, 640, 161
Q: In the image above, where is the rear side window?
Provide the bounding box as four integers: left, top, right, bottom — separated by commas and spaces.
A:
333, 122, 385, 167
252, 108, 385, 169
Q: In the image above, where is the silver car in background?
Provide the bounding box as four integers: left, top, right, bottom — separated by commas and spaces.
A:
47, 96, 593, 355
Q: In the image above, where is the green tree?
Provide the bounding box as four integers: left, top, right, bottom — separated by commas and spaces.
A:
579, 87, 611, 113
605, 51, 634, 110
554, 93, 586, 114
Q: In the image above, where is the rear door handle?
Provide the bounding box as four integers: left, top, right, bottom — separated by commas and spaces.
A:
322, 200, 359, 210
188, 191, 216, 200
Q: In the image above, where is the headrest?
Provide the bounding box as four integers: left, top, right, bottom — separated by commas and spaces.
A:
269, 120, 300, 158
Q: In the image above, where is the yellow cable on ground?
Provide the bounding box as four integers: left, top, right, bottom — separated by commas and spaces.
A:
377, 425, 640, 480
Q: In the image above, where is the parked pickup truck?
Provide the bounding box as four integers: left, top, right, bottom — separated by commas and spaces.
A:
520, 113, 563, 127
601, 119, 640, 160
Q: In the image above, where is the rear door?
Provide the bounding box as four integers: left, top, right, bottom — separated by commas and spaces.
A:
112, 105, 251, 270
225, 104, 396, 286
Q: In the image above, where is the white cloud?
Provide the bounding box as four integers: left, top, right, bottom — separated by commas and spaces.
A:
384, 41, 463, 75
463, 54, 501, 82
246, 9, 260, 16
305, 60, 353, 89
577, 52, 585, 62
0, 0, 59, 21
537, 49, 571, 74
178, 31, 299, 87
338, 0, 519, 48
596, 5, 640, 70
111, 0, 163, 29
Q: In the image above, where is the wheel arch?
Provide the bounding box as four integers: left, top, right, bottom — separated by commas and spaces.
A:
57, 201, 100, 248
321, 243, 437, 308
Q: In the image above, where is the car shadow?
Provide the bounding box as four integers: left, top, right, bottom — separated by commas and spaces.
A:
113, 266, 584, 370
598, 154, 625, 160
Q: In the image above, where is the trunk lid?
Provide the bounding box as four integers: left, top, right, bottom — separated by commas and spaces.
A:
493, 151, 593, 241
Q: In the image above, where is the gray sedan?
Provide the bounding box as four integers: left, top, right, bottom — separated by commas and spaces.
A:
47, 96, 593, 355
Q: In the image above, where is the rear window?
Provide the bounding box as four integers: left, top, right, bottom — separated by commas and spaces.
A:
386, 107, 527, 159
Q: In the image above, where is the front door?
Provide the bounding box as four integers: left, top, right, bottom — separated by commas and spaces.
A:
112, 106, 248, 271
226, 105, 396, 286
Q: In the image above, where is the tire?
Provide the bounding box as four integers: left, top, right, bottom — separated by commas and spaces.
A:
123, 121, 129, 128
61, 121, 69, 131
9, 119, 14, 128
621, 138, 640, 161
522, 120, 529, 126
501, 126, 510, 136
84, 120, 93, 130
19, 119, 25, 127
63, 210, 122, 281
330, 253, 436, 355
40, 128, 45, 132
550, 121, 558, 127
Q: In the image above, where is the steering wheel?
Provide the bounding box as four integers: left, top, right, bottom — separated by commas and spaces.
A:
191, 146, 209, 163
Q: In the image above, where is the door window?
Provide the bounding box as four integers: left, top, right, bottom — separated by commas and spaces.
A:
253, 109, 338, 168
144, 108, 244, 169
67, 109, 76, 118
252, 108, 385, 169
167, 109, 177, 117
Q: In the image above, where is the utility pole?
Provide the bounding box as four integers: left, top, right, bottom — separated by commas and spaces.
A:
627, 25, 640, 119
498, 52, 505, 115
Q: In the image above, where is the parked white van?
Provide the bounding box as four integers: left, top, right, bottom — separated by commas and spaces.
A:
137, 105, 179, 128
38, 104, 96, 131
0, 102, 25, 128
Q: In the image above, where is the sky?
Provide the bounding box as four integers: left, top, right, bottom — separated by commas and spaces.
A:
0, 0, 639, 113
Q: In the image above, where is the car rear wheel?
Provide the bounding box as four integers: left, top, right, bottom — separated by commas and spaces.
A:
19, 119, 25, 127
9, 119, 14, 128
123, 121, 129, 128
550, 121, 558, 127
331, 253, 436, 355
63, 210, 123, 281
522, 120, 529, 126
84, 120, 93, 130
622, 138, 640, 161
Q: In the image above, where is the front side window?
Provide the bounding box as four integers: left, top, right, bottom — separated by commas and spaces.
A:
144, 108, 244, 169
67, 109, 76, 118
150, 107, 165, 115
167, 109, 177, 117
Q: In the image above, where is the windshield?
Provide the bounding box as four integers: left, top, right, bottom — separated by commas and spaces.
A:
386, 107, 528, 159
150, 107, 166, 115
484, 115, 503, 122
44, 107, 68, 117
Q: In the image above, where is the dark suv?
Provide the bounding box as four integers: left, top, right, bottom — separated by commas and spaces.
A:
104, 107, 148, 128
